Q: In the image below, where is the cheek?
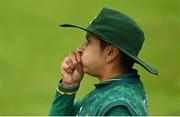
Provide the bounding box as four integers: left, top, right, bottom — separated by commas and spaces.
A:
81, 48, 104, 69
81, 50, 94, 65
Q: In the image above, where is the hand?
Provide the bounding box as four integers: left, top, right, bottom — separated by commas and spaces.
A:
60, 51, 84, 88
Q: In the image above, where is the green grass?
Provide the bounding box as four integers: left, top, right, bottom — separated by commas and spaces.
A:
0, 0, 180, 115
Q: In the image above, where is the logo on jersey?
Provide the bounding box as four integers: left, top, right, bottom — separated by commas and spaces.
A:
142, 95, 148, 113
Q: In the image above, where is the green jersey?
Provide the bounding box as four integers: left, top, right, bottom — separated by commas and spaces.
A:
48, 69, 148, 116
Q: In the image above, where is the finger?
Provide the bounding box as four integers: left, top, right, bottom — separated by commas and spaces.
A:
62, 62, 73, 74
65, 57, 75, 70
75, 51, 81, 63
61, 57, 68, 69
69, 52, 78, 66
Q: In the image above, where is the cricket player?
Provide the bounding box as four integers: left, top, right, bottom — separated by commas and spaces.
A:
48, 7, 158, 116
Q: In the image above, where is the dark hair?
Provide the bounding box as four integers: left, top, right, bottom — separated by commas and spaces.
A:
98, 37, 134, 70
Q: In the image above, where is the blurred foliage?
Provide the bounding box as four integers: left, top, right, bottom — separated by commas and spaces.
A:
0, 0, 180, 115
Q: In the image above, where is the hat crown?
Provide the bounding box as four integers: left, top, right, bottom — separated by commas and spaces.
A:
88, 7, 145, 56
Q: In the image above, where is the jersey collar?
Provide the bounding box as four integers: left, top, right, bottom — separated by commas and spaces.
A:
94, 69, 139, 88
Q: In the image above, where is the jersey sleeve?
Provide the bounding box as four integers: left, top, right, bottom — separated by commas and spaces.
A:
48, 80, 84, 116
104, 105, 131, 116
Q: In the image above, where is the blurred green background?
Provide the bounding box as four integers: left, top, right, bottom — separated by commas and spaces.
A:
0, 0, 180, 115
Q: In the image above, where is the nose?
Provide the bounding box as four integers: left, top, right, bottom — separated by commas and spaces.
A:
77, 48, 83, 55
77, 42, 86, 55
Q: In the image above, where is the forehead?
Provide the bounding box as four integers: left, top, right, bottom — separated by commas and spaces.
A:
85, 32, 101, 46
86, 32, 99, 39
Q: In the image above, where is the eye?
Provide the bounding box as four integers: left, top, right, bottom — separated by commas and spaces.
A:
86, 35, 91, 44
87, 39, 90, 43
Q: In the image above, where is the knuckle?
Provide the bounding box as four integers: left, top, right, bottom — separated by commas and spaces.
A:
65, 57, 70, 62
63, 64, 68, 69
73, 61, 77, 65
67, 63, 74, 69
62, 65, 67, 70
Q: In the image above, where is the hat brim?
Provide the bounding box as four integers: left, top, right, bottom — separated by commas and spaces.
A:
60, 24, 158, 75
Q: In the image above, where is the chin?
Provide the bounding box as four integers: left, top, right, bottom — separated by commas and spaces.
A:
83, 67, 88, 73
83, 67, 98, 77
82, 67, 90, 75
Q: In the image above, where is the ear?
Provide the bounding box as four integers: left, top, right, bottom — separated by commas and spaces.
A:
106, 46, 120, 63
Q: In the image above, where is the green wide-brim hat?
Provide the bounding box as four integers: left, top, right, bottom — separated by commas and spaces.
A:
60, 7, 158, 75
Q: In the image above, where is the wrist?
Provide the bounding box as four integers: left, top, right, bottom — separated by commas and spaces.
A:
57, 80, 80, 95
62, 80, 80, 88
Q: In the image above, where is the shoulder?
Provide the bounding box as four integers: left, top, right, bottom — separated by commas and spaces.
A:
98, 83, 147, 116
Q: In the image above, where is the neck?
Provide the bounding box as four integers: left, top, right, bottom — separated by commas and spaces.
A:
98, 65, 127, 82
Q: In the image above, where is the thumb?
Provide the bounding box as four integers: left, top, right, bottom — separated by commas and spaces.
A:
76, 62, 83, 72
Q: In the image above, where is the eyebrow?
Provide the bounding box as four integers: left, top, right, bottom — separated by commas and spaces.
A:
86, 35, 91, 41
